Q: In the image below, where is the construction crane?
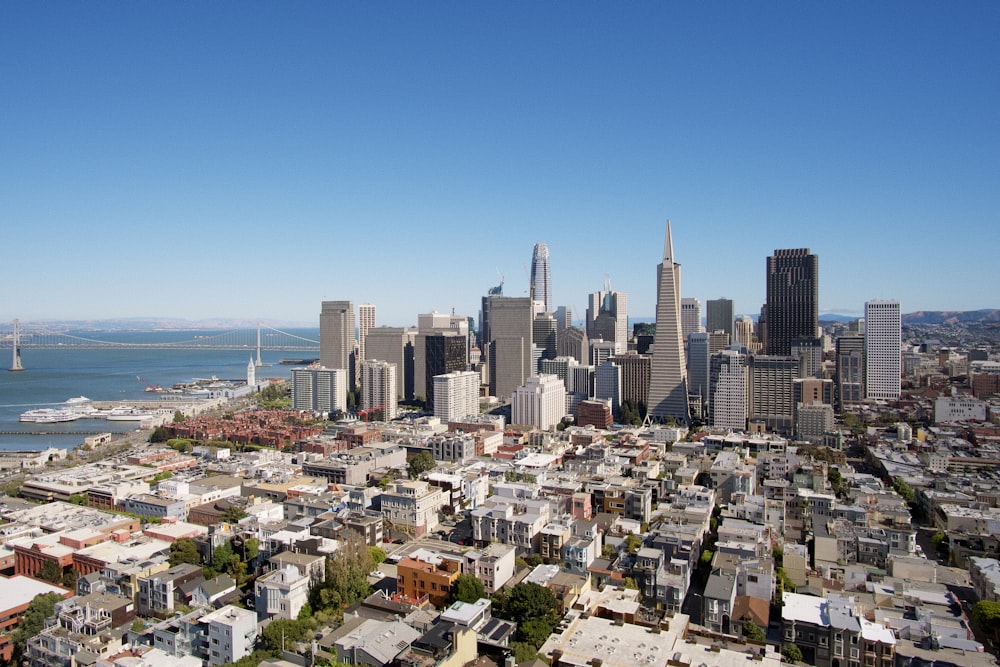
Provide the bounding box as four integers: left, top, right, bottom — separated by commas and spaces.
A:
136, 375, 163, 392
357, 403, 387, 423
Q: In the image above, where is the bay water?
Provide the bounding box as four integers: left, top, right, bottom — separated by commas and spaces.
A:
0, 329, 318, 451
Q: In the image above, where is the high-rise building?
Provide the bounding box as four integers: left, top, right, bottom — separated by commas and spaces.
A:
865, 300, 901, 401
749, 355, 798, 434
554, 306, 572, 335
709, 347, 749, 430
423, 333, 467, 406
365, 327, 411, 400
590, 339, 617, 369
358, 303, 376, 361
530, 242, 553, 314
610, 352, 650, 410
320, 301, 355, 371
433, 370, 480, 422
511, 374, 565, 430
706, 298, 734, 341
291, 366, 347, 414
835, 335, 865, 412
764, 249, 819, 356
791, 337, 824, 379
708, 330, 731, 355
568, 364, 594, 397
687, 332, 711, 407
539, 356, 579, 386
681, 298, 702, 339
735, 316, 758, 352
533, 313, 558, 362
648, 221, 690, 424
485, 296, 533, 401
413, 313, 470, 401
594, 360, 622, 414
360, 360, 397, 420
557, 326, 588, 365
586, 286, 628, 354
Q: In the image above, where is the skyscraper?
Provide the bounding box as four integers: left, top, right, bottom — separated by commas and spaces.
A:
586, 285, 628, 354
764, 249, 819, 356
432, 370, 480, 422
648, 221, 689, 424
865, 300, 901, 401
835, 335, 865, 412
358, 303, 376, 361
687, 332, 711, 406
706, 298, 734, 340
320, 301, 355, 371
681, 298, 702, 339
360, 360, 397, 420
530, 242, 552, 314
485, 295, 533, 401
709, 347, 749, 430
511, 374, 565, 430
365, 327, 410, 400
291, 366, 347, 414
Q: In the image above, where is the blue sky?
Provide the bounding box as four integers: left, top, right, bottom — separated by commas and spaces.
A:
3, 3, 998, 327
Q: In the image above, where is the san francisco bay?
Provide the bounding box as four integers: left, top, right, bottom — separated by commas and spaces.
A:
0, 329, 318, 451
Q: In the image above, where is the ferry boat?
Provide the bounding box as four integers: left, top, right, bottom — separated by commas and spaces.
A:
19, 408, 82, 423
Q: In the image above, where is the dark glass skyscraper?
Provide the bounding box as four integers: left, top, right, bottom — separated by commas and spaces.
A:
764, 248, 819, 356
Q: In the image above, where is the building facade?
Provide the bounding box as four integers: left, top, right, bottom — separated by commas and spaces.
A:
320, 300, 355, 371
511, 374, 566, 430
648, 221, 689, 423
291, 366, 347, 414
361, 360, 397, 420
433, 370, 480, 422
764, 249, 819, 356
864, 300, 901, 401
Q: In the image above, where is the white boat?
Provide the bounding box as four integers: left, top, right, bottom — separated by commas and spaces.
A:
105, 406, 157, 421
19, 408, 82, 423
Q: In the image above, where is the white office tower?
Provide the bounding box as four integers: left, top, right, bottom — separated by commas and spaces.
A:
586, 284, 629, 354
531, 242, 553, 314
594, 360, 622, 414
540, 356, 579, 385
511, 374, 566, 430
709, 347, 749, 430
648, 221, 690, 424
865, 299, 901, 401
358, 303, 376, 360
361, 360, 398, 420
681, 298, 702, 339
433, 370, 480, 422
735, 315, 757, 350
291, 366, 347, 414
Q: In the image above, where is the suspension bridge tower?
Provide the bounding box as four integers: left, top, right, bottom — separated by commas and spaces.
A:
9, 319, 24, 372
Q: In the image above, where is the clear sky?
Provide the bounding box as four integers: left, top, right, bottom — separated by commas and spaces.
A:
3, 3, 998, 327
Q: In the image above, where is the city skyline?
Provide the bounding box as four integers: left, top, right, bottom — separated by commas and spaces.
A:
4, 4, 998, 326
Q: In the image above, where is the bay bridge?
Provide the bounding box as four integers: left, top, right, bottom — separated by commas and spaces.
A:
1, 320, 319, 370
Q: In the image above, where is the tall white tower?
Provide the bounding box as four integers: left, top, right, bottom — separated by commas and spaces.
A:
647, 221, 689, 424
247, 356, 256, 388
865, 300, 901, 401
358, 303, 376, 361
530, 242, 553, 314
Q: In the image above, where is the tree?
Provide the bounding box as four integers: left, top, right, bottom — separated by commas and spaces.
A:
601, 543, 617, 559
493, 582, 561, 647
972, 600, 1000, 644
173, 410, 186, 422
10, 592, 63, 664
827, 467, 843, 496
453, 573, 486, 603
260, 617, 313, 654
511, 641, 541, 664
781, 643, 803, 664
310, 536, 374, 616
742, 620, 765, 641
407, 451, 436, 479
222, 505, 248, 523
623, 577, 639, 590
169, 538, 202, 566
892, 477, 915, 504
69, 493, 86, 505
62, 569, 79, 589
369, 546, 387, 565
149, 426, 170, 443
624, 532, 642, 554
38, 560, 63, 584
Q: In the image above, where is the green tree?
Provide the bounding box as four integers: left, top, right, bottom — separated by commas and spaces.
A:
169, 538, 202, 566
173, 410, 186, 422
601, 543, 617, 559
62, 569, 79, 589
827, 467, 843, 495
310, 536, 374, 616
9, 592, 63, 664
624, 532, 642, 554
369, 546, 387, 566
68, 493, 86, 505
781, 643, 803, 664
511, 641, 541, 664
493, 582, 561, 643
407, 451, 436, 479
38, 560, 63, 583
972, 600, 1000, 644
149, 426, 170, 443
623, 577, 639, 590
222, 505, 248, 523
892, 477, 916, 504
260, 618, 312, 653
742, 620, 766, 641
453, 573, 486, 603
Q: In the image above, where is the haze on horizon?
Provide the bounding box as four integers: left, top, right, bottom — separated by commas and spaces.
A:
3, 3, 998, 328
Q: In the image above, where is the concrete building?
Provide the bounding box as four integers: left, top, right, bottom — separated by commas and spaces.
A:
557, 326, 589, 365
421, 333, 467, 406
433, 370, 479, 422
865, 299, 901, 401
782, 592, 896, 667
291, 366, 347, 414
586, 287, 628, 354
365, 326, 413, 401
320, 300, 355, 372
201, 605, 258, 667
380, 480, 445, 538
764, 249, 819, 356
465, 544, 516, 595
687, 332, 710, 409
750, 355, 798, 434
397, 550, 462, 608
836, 335, 865, 412
511, 374, 566, 430
254, 565, 310, 621
707, 298, 735, 341
594, 361, 622, 415
484, 296, 533, 401
681, 297, 702, 339
531, 242, 553, 314
648, 221, 689, 424
710, 347, 749, 430
610, 352, 650, 410
0, 576, 71, 662
358, 303, 376, 362
360, 360, 397, 420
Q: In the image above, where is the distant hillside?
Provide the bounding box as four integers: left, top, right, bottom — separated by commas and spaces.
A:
902, 309, 1000, 325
